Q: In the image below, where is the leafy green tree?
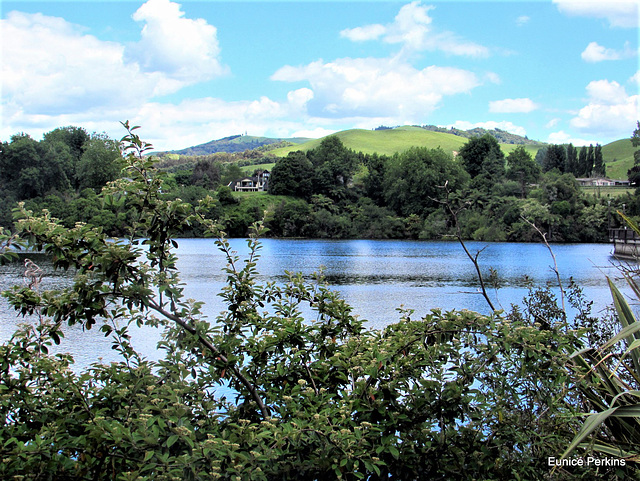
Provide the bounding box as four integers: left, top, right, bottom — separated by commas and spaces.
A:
506, 146, 540, 198
268, 150, 313, 197
542, 144, 567, 173
587, 145, 595, 176
383, 147, 469, 217
307, 136, 357, 198
191, 159, 221, 189
577, 145, 588, 177
76, 135, 123, 191
565, 143, 578, 175
458, 134, 504, 179
593, 144, 605, 177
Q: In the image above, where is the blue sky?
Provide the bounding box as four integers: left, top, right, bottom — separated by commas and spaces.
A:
1, 0, 638, 150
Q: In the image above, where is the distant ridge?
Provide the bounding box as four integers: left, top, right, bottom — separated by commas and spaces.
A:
158, 134, 312, 156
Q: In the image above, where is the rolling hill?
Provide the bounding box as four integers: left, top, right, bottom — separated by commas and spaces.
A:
269, 126, 543, 158
158, 134, 312, 156
603, 138, 637, 180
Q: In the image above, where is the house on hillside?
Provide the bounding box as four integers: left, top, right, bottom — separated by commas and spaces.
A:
228, 170, 270, 192
575, 177, 630, 187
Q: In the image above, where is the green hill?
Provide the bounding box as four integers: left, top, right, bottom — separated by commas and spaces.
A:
270, 126, 543, 158
603, 138, 636, 180
160, 134, 312, 156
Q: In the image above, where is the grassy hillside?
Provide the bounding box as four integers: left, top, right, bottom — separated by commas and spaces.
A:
270, 126, 543, 158
162, 134, 312, 156
603, 138, 636, 180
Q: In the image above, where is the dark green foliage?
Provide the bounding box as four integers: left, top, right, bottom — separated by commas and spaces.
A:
457, 133, 505, 179
383, 147, 468, 217
76, 136, 123, 191
268, 151, 313, 197
191, 159, 222, 189
308, 136, 358, 199
543, 144, 567, 173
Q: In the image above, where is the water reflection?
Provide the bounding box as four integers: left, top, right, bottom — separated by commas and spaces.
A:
0, 238, 626, 369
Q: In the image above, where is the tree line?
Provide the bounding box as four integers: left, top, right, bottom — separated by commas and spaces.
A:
0, 126, 633, 242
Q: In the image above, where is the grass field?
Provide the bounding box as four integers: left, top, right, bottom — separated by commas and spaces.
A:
241, 162, 275, 173
269, 125, 544, 159
581, 186, 634, 198
603, 138, 636, 180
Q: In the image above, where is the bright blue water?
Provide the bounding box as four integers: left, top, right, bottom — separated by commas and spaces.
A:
0, 238, 626, 370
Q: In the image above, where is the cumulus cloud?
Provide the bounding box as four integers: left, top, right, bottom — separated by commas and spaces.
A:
581, 41, 636, 62
291, 127, 337, 139
340, 1, 489, 57
448, 120, 527, 137
272, 57, 481, 121
545, 118, 561, 128
553, 0, 639, 28
1, 0, 230, 145
569, 79, 639, 137
547, 130, 598, 146
126, 0, 227, 82
489, 98, 539, 113
516, 15, 530, 26
1, 1, 226, 115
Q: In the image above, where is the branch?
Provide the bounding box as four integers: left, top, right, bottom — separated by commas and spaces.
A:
433, 183, 496, 312
147, 299, 270, 419
521, 216, 566, 315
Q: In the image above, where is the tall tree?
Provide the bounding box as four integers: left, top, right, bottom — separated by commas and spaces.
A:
268, 150, 313, 197
542, 144, 566, 173
76, 136, 122, 191
565, 143, 577, 175
506, 146, 541, 197
458, 134, 504, 179
593, 144, 605, 177
307, 136, 357, 198
586, 145, 595, 177
383, 147, 469, 217
577, 146, 588, 177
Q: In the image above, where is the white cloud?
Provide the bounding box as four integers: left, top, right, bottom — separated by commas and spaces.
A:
1, 1, 227, 116
1, 1, 230, 145
126, 0, 227, 82
553, 0, 639, 28
630, 71, 640, 85
340, 1, 489, 57
516, 15, 530, 26
569, 79, 640, 137
340, 24, 386, 42
489, 98, 539, 113
291, 127, 337, 139
272, 57, 481, 121
545, 118, 561, 128
581, 41, 636, 62
546, 130, 598, 146
448, 120, 527, 137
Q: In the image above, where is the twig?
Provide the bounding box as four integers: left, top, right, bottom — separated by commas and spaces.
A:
521, 216, 566, 314
147, 299, 270, 419
434, 182, 496, 312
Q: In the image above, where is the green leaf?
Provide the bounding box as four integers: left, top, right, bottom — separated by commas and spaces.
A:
389, 445, 400, 459
560, 407, 617, 461
166, 434, 179, 448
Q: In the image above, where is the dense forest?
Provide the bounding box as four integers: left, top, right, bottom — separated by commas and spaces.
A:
0, 124, 636, 242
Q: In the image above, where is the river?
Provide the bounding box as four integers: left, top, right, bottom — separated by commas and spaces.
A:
0, 238, 628, 370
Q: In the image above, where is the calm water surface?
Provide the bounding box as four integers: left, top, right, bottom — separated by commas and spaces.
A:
0, 238, 627, 369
